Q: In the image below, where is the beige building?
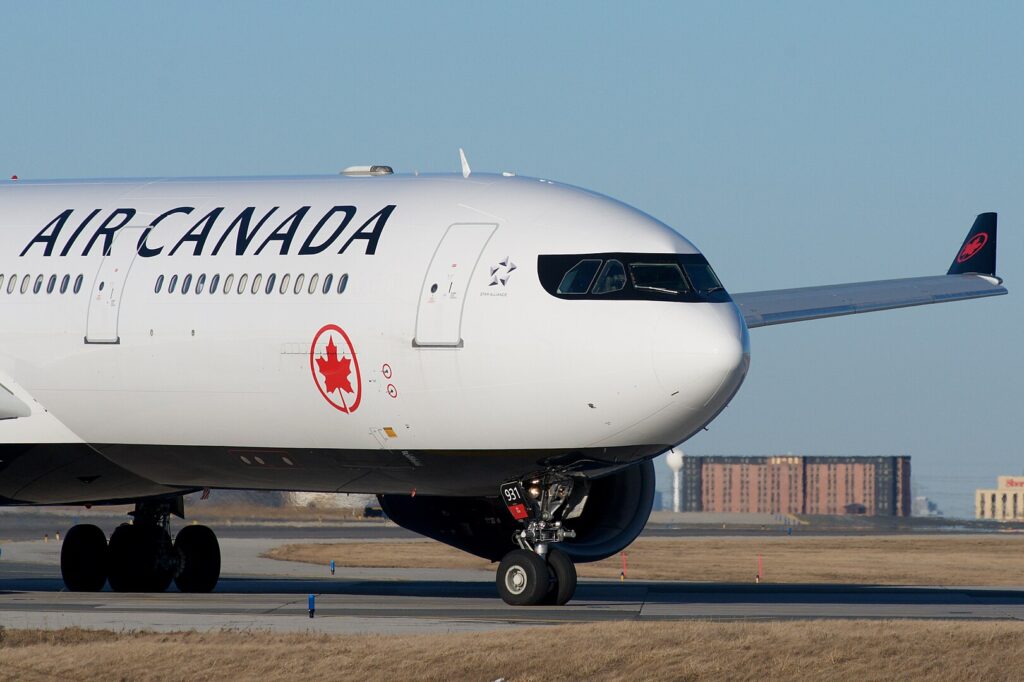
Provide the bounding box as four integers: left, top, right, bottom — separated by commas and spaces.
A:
975, 476, 1024, 520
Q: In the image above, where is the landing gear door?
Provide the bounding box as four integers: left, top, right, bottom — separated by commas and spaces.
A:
85, 227, 144, 344
414, 223, 497, 347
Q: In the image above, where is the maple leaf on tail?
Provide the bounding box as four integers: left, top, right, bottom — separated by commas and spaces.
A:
315, 335, 353, 395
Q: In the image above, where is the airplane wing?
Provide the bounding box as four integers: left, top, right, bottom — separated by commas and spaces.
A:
732, 213, 1006, 329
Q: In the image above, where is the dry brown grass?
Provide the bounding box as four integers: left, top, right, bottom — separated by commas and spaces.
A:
2, 620, 1023, 681
265, 534, 1024, 585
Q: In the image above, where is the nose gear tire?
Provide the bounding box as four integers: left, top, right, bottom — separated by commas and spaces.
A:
497, 549, 551, 606
542, 548, 577, 606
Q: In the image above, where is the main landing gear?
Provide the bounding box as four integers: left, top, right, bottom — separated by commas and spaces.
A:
496, 474, 585, 606
60, 498, 220, 593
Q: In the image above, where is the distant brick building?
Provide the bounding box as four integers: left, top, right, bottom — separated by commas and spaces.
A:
682, 455, 911, 517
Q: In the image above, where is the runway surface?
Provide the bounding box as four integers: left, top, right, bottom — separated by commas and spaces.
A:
3, 534, 1024, 633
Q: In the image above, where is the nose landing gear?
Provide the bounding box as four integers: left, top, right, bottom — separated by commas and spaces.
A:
496, 474, 586, 606
59, 497, 221, 593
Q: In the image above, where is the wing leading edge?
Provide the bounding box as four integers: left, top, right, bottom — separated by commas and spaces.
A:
733, 213, 1006, 329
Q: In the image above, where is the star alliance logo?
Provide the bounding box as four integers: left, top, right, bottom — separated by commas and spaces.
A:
489, 257, 516, 287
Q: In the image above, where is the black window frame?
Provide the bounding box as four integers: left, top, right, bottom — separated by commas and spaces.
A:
537, 252, 731, 303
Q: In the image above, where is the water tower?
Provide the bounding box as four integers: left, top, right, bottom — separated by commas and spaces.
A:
666, 448, 684, 513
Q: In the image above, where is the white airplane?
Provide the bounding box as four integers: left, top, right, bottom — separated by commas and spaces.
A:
0, 162, 1005, 605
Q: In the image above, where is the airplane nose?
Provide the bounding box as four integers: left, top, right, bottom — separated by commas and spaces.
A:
651, 302, 750, 412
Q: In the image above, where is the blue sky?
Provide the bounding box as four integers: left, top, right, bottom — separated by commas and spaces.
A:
2, 2, 1022, 516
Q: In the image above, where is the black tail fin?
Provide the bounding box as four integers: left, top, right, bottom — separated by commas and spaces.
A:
948, 212, 997, 276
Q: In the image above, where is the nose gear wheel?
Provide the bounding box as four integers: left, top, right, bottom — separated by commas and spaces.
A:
495, 472, 588, 606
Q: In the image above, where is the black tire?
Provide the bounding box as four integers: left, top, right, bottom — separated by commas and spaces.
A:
107, 524, 143, 592
496, 549, 551, 606
141, 526, 176, 593
174, 525, 220, 593
60, 524, 108, 592
543, 548, 577, 606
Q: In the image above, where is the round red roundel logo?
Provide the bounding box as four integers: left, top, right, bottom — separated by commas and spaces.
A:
957, 232, 988, 263
310, 324, 362, 413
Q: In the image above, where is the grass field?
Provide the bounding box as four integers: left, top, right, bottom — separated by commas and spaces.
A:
2, 620, 1023, 681
264, 534, 1024, 585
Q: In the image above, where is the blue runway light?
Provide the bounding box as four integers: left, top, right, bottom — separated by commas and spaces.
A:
308, 593, 315, 618
330, 559, 335, 575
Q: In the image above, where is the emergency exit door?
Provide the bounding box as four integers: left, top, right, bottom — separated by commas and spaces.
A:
414, 223, 497, 347
85, 227, 144, 344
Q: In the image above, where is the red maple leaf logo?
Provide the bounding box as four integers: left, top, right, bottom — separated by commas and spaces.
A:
315, 335, 353, 395
957, 232, 988, 263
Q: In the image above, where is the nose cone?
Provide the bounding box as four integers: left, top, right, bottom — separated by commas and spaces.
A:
652, 302, 750, 415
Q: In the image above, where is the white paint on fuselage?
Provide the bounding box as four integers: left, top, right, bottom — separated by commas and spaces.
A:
0, 173, 748, 487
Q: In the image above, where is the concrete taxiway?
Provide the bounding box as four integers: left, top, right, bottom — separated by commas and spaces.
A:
3, 533, 1024, 633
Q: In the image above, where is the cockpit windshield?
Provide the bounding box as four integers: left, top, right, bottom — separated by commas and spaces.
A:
629, 263, 690, 295
556, 259, 602, 294
683, 262, 724, 293
537, 252, 730, 303
592, 259, 626, 294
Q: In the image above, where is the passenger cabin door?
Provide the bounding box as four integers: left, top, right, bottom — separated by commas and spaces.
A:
414, 223, 497, 347
85, 227, 144, 344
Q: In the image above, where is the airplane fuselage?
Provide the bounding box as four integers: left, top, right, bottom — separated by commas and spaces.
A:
0, 174, 749, 503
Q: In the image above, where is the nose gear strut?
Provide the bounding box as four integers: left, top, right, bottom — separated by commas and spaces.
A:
496, 473, 588, 605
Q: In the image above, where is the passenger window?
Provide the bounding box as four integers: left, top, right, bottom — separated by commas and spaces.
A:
223, 274, 234, 294
0, 274, 4, 292
73, 274, 84, 294
168, 275, 178, 294
683, 263, 724, 293
264, 273, 276, 295
294, 273, 305, 294
308, 274, 319, 294
592, 260, 626, 294
630, 263, 690, 294
557, 259, 602, 294
337, 273, 348, 294
210, 274, 220, 294
251, 274, 262, 294
237, 274, 249, 294
33, 275, 44, 294
155, 275, 165, 294
6, 276, 15, 294
182, 274, 193, 294
322, 273, 334, 294
280, 274, 291, 294
60, 275, 70, 294
21, 275, 31, 294
196, 274, 207, 294
46, 275, 56, 294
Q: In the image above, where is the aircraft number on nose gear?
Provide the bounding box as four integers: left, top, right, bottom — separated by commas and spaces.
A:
501, 483, 522, 504
500, 483, 531, 520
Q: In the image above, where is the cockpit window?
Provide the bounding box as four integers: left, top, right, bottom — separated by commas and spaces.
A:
556, 259, 602, 294
537, 252, 731, 303
629, 263, 690, 295
592, 259, 626, 294
684, 263, 724, 293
